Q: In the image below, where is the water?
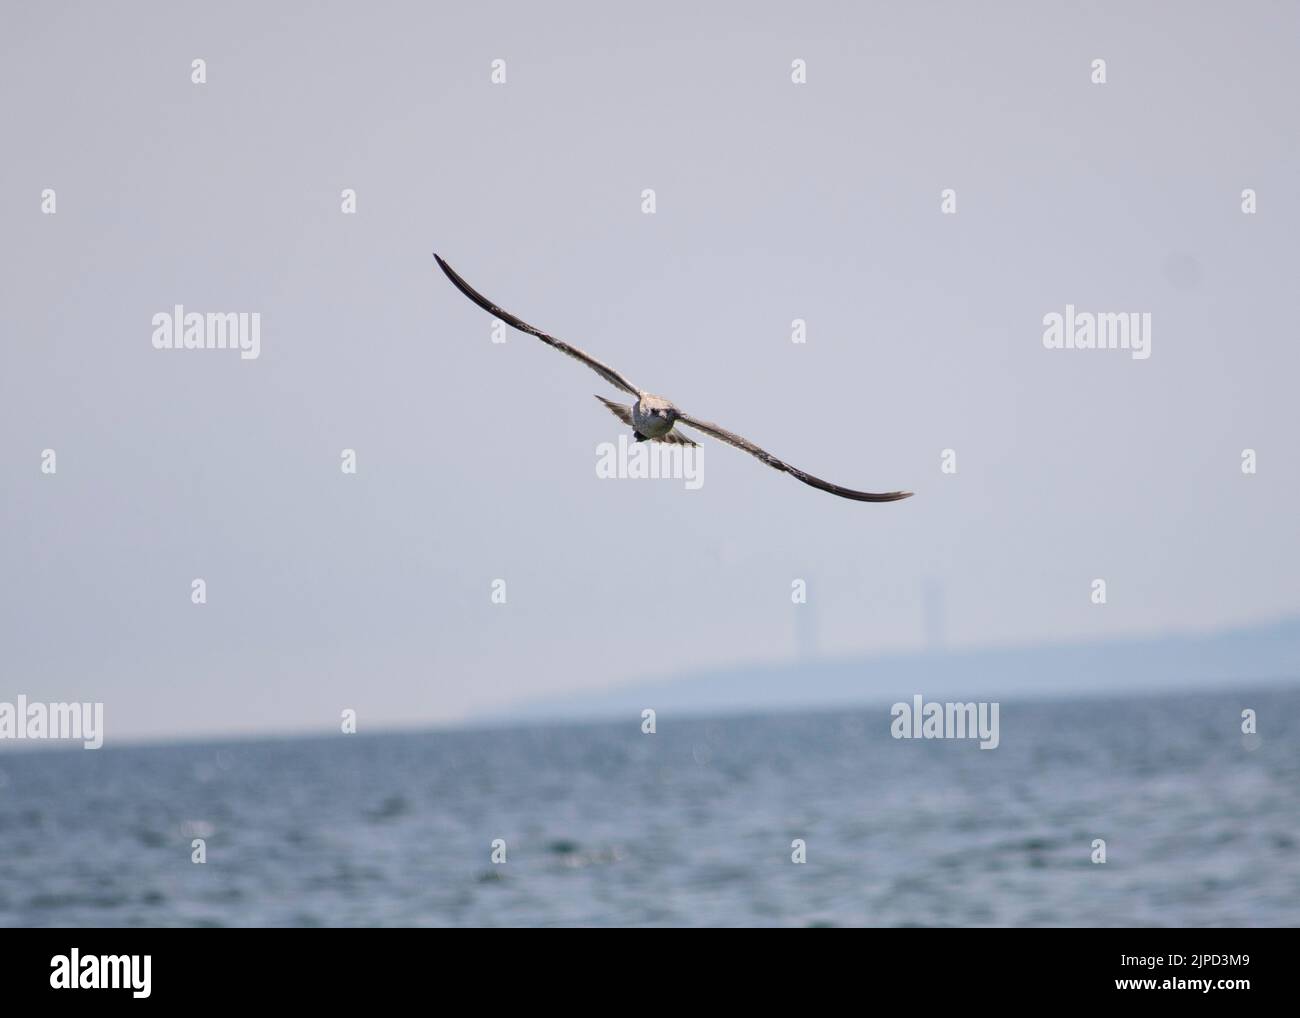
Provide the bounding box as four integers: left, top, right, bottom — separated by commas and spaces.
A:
1, 689, 1297, 927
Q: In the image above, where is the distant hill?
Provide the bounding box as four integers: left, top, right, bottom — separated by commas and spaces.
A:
490, 617, 1300, 723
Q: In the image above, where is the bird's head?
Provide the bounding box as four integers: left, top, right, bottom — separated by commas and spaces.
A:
644, 401, 679, 422
638, 395, 680, 425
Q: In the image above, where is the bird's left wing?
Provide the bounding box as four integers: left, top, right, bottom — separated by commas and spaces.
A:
434, 254, 642, 398
677, 413, 912, 502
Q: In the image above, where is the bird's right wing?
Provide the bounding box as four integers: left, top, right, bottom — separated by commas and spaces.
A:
677, 413, 912, 502
434, 254, 642, 398
594, 395, 634, 427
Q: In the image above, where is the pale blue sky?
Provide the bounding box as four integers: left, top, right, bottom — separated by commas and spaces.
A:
2, 1, 1297, 741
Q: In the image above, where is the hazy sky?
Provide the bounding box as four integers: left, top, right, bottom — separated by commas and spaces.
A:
2, 1, 1298, 741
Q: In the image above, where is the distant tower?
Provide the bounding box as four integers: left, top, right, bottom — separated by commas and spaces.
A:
795, 583, 818, 660
922, 578, 946, 652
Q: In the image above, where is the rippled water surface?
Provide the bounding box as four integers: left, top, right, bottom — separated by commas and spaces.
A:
2, 689, 1297, 926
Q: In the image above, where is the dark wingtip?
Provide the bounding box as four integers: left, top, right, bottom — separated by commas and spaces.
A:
857, 489, 913, 502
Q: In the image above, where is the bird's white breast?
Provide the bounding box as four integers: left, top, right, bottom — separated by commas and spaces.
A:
633, 399, 674, 437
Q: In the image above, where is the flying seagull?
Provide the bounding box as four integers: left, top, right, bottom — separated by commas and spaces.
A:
433, 254, 912, 503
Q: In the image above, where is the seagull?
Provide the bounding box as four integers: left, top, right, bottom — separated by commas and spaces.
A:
433, 254, 912, 503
